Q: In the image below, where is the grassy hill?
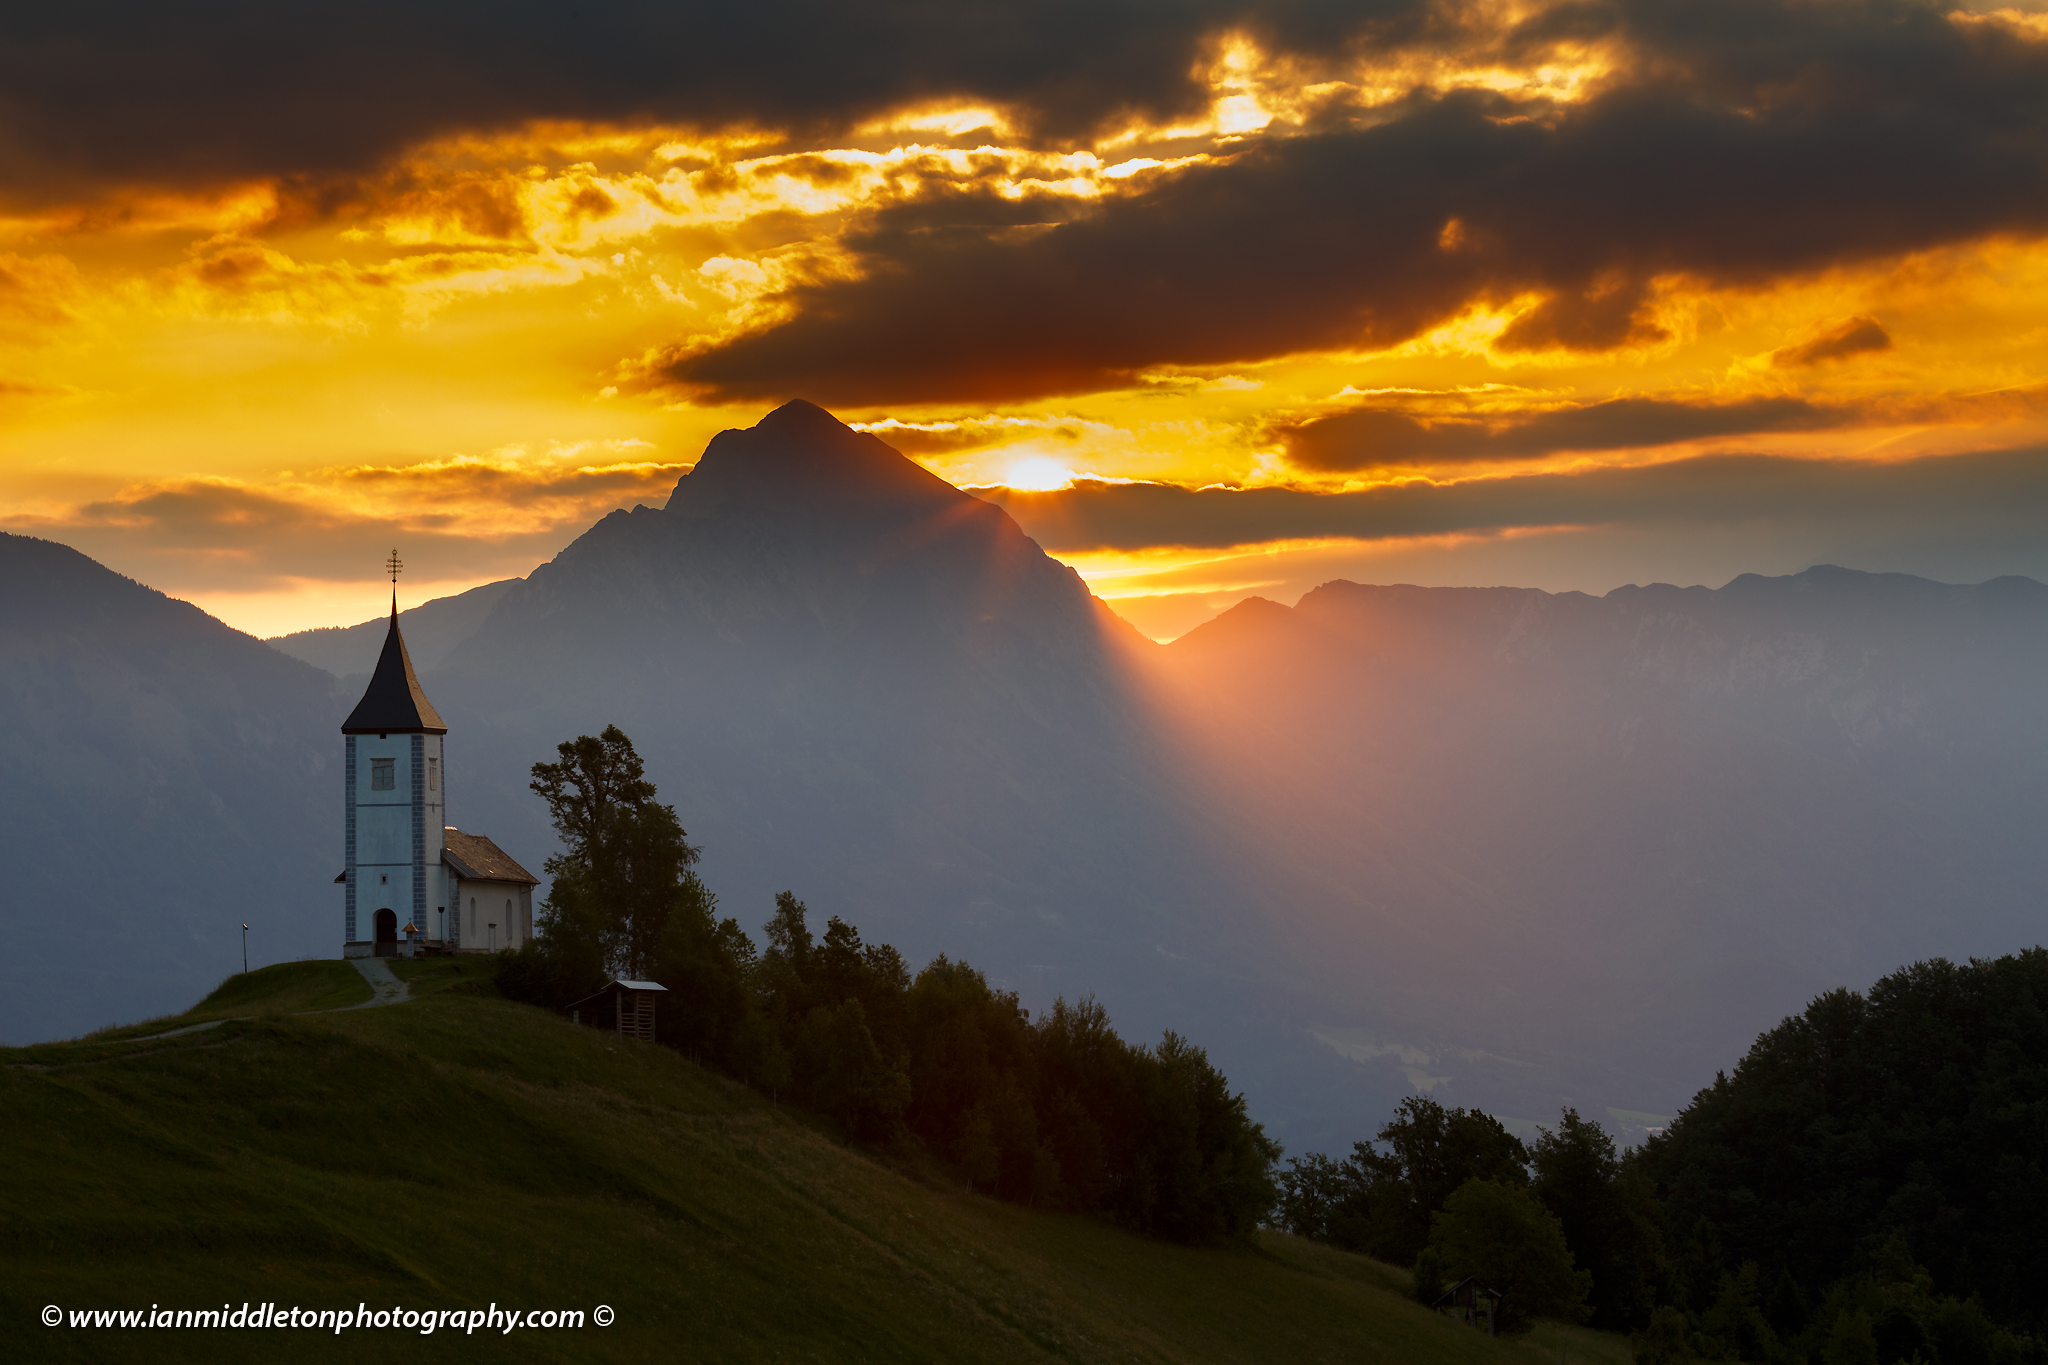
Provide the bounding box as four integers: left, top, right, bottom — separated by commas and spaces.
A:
3, 962, 1629, 1363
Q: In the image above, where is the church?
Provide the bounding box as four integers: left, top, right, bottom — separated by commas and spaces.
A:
336, 583, 538, 958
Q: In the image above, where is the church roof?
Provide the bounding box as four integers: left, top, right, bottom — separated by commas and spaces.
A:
340, 603, 446, 735
442, 829, 539, 885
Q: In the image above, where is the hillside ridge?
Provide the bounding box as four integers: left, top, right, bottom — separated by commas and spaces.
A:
2, 965, 1617, 1365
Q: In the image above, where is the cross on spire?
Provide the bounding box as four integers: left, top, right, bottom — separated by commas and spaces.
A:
386, 548, 403, 614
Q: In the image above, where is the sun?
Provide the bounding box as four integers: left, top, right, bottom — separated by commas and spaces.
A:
1002, 457, 1075, 491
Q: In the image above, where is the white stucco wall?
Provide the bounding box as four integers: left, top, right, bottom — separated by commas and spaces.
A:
451, 879, 531, 953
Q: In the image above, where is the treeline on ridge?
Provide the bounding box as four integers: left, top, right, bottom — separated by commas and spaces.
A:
492, 727, 1278, 1244
1276, 954, 2048, 1364
1635, 949, 2048, 1365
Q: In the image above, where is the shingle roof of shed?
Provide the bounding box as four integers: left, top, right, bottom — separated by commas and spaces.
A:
564, 980, 670, 1012
442, 830, 539, 885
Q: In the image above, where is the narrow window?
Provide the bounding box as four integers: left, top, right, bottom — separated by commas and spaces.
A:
427, 757, 438, 792
370, 757, 395, 791
506, 898, 514, 944
469, 898, 476, 936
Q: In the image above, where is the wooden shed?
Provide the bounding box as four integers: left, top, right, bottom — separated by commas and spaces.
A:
565, 979, 667, 1042
1433, 1277, 1503, 1335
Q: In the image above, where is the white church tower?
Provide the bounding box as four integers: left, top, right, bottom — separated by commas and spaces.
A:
338, 552, 538, 958
339, 552, 448, 958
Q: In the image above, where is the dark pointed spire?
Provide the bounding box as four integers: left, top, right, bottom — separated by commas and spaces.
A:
340, 598, 447, 735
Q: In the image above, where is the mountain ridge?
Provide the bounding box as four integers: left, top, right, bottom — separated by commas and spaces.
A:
1149, 562, 2048, 1117
268, 577, 519, 679
0, 533, 340, 1042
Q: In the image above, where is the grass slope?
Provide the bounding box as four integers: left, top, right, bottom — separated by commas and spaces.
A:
6, 964, 1618, 1363
68, 961, 374, 1045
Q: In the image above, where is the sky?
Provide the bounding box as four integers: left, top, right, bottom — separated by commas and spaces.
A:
3, 0, 2048, 639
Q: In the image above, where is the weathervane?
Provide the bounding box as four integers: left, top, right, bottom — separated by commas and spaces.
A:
386, 548, 403, 613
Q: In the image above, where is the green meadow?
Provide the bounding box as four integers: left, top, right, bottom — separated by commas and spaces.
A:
4, 961, 1631, 1362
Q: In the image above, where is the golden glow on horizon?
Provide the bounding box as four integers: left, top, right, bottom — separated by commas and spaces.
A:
1066, 525, 1593, 640
5, 14, 2048, 634
999, 457, 1080, 491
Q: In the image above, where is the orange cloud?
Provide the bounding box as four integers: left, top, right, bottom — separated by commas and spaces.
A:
2, 453, 685, 595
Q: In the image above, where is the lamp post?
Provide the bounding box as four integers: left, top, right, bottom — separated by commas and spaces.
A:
241, 922, 249, 975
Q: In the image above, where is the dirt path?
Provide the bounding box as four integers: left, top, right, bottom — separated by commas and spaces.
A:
348, 955, 411, 1008
107, 958, 414, 1046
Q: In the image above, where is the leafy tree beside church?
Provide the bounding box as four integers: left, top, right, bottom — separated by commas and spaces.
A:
528, 724, 699, 980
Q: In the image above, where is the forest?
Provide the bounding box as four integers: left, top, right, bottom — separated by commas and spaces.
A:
495, 728, 2048, 1363
1273, 958, 2048, 1363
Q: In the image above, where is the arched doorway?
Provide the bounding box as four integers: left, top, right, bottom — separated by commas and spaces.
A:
373, 907, 398, 957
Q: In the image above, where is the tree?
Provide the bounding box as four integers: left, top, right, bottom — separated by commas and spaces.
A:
1642, 950, 2048, 1339
1310, 1095, 1529, 1264
797, 999, 910, 1140
492, 911, 606, 1009
1691, 1263, 1779, 1364
1412, 1245, 1446, 1304
756, 890, 816, 1022
529, 725, 698, 978
732, 1009, 791, 1102
1531, 1107, 1665, 1330
649, 871, 753, 1068
1632, 1306, 1697, 1365
1133, 1031, 1282, 1244
1277, 1151, 1349, 1241
1041, 1088, 1108, 1209
1429, 1177, 1591, 1334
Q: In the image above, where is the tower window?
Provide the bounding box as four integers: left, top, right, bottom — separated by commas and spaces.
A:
427, 757, 438, 791
371, 758, 395, 791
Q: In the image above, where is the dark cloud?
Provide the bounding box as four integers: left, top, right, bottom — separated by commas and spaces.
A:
1493, 276, 1668, 353
1772, 316, 1893, 367
1282, 396, 1840, 470
850, 417, 1086, 455
662, 1, 2048, 403
977, 446, 2048, 555
0, 0, 1433, 205
12, 2, 2047, 408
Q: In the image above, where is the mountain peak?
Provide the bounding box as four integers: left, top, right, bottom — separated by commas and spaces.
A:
752, 397, 845, 439
665, 400, 963, 521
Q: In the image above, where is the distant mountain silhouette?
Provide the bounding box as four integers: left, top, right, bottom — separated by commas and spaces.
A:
1151, 569, 2048, 1121
0, 535, 339, 1042
269, 577, 517, 681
